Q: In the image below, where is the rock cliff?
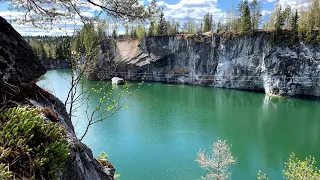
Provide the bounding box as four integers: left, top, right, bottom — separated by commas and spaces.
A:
88, 32, 320, 98
0, 16, 114, 180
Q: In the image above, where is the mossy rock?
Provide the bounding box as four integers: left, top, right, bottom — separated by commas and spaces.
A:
0, 106, 69, 180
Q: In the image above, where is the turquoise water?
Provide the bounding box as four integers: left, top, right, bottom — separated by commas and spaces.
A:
37, 69, 320, 180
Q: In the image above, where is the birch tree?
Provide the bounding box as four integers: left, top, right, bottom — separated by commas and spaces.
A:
196, 139, 237, 180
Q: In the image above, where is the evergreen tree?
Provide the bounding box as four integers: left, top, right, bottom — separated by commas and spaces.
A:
167, 20, 179, 35
40, 42, 46, 59
239, 0, 252, 31
125, 24, 129, 38
55, 45, 62, 59
148, 21, 155, 36
283, 6, 292, 29
130, 27, 137, 39
209, 14, 213, 31
112, 29, 118, 39
157, 10, 167, 35
203, 13, 210, 32
137, 24, 145, 39
48, 44, 52, 58
275, 5, 285, 32
290, 10, 299, 44
199, 22, 203, 33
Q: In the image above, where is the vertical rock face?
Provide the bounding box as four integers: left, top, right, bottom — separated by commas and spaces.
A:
88, 33, 320, 98
0, 16, 46, 84
0, 16, 114, 180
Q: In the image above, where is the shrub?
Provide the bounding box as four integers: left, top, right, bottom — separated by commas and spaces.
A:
257, 170, 269, 180
0, 163, 12, 180
0, 106, 69, 179
257, 153, 320, 180
283, 153, 320, 179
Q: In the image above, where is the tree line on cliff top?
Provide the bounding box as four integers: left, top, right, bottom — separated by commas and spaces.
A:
26, 0, 320, 59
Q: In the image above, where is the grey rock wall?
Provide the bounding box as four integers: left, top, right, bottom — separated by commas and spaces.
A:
0, 16, 45, 84
88, 33, 320, 98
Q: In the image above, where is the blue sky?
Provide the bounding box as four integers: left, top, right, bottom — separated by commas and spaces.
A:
0, 0, 308, 36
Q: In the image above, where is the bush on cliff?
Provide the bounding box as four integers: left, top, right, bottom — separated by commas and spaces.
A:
0, 106, 69, 179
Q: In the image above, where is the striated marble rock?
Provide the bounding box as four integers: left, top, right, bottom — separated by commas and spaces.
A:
85, 33, 320, 98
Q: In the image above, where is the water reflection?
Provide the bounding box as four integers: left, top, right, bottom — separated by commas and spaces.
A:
38, 70, 320, 180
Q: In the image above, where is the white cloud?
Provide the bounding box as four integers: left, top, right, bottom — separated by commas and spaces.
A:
261, 10, 272, 16
2, 0, 311, 36
158, 0, 226, 23
0, 11, 24, 19
278, 0, 309, 9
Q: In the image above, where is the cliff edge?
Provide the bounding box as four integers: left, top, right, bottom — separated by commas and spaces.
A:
0, 16, 114, 180
87, 33, 320, 98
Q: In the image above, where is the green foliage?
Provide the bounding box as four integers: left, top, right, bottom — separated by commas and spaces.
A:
283, 6, 292, 28
239, 0, 252, 32
25, 36, 71, 60
257, 171, 269, 180
203, 13, 211, 32
157, 10, 167, 35
5, 0, 158, 29
137, 24, 146, 39
167, 20, 180, 35
0, 163, 12, 180
250, 0, 262, 30
275, 5, 285, 31
74, 21, 107, 64
112, 29, 118, 39
148, 21, 155, 36
125, 24, 130, 38
283, 153, 320, 180
0, 106, 69, 179
290, 10, 299, 45
98, 152, 109, 161
114, 174, 121, 179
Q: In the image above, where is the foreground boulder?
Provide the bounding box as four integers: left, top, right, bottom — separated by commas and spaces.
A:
0, 16, 114, 180
0, 17, 45, 84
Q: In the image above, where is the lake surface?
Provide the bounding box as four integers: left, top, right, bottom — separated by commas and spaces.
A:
37, 69, 320, 180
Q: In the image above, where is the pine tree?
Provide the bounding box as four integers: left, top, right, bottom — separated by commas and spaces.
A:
112, 29, 117, 39
125, 24, 129, 38
239, 0, 252, 31
157, 11, 167, 35
283, 6, 292, 29
275, 5, 284, 32
290, 10, 299, 44
40, 42, 46, 59
148, 21, 155, 36
203, 13, 210, 32
209, 14, 213, 31
137, 24, 145, 39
